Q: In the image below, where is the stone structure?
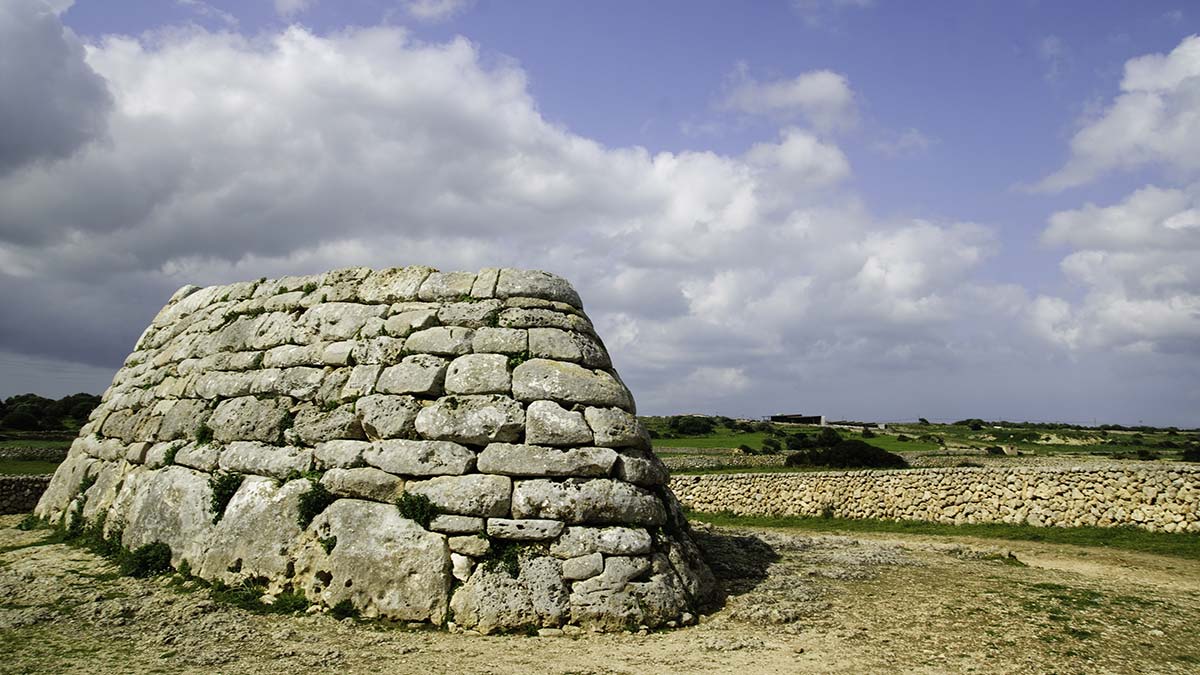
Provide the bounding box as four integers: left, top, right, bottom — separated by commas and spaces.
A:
1, 475, 52, 514
34, 267, 714, 632
672, 465, 1200, 533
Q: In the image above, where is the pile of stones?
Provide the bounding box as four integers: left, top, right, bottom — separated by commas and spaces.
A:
35, 266, 715, 632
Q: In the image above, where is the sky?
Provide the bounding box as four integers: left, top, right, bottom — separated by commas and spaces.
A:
1, 0, 1198, 426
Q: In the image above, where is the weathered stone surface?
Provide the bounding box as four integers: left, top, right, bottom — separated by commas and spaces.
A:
174, 441, 222, 472
561, 552, 604, 581
470, 268, 500, 299
251, 367, 324, 399
209, 396, 292, 443
549, 526, 654, 558
294, 499, 451, 622
444, 353, 511, 395
340, 365, 382, 399
219, 441, 313, 479
292, 404, 364, 445
451, 552, 475, 582
36, 449, 96, 519
477, 443, 615, 477
355, 394, 421, 440
487, 518, 565, 540
199, 477, 308, 588
302, 303, 388, 341
495, 269, 583, 309
358, 266, 433, 303
449, 534, 490, 556
363, 439, 475, 476
376, 355, 447, 396
528, 328, 610, 368
450, 555, 568, 633
313, 439, 371, 469
614, 448, 670, 487
113, 465, 215, 568
430, 515, 486, 534
321, 467, 404, 502
498, 308, 593, 333
415, 395, 525, 444
471, 327, 527, 354
418, 271, 477, 301
525, 400, 594, 446
405, 326, 474, 356
583, 407, 642, 447
512, 360, 633, 410
512, 479, 666, 525
405, 474, 512, 517
384, 309, 438, 338
438, 299, 503, 328
351, 336, 406, 365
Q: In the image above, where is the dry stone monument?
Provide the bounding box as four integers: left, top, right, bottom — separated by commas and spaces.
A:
35, 266, 715, 632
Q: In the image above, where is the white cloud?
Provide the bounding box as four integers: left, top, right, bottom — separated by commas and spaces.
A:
1038, 35, 1068, 82
1038, 35, 1200, 191
872, 128, 933, 157
404, 0, 472, 22
790, 0, 873, 29
178, 0, 238, 27
273, 0, 312, 18
721, 68, 857, 132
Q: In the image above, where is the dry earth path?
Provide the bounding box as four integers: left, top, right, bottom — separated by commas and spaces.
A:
1, 514, 1197, 674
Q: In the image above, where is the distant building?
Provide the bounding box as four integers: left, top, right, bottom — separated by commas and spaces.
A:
768, 414, 825, 425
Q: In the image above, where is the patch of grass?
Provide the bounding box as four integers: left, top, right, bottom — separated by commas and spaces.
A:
162, 444, 180, 466
395, 492, 438, 528
653, 431, 769, 450
481, 540, 525, 578
0, 439, 72, 449
0, 460, 61, 475
119, 542, 173, 578
673, 465, 866, 476
194, 423, 214, 446
687, 511, 1200, 560
320, 536, 337, 554
297, 479, 336, 528
208, 472, 245, 524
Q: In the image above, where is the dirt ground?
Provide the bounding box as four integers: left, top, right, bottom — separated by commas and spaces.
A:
1, 514, 1198, 675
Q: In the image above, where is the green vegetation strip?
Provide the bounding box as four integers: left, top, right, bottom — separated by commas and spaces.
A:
688, 511, 1200, 560
0, 460, 62, 475
0, 440, 73, 449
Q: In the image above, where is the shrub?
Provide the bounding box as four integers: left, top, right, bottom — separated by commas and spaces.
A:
784, 440, 909, 469
896, 435, 911, 442
396, 492, 438, 528
736, 444, 755, 455
483, 540, 524, 578
209, 472, 245, 524
121, 542, 173, 578
668, 416, 716, 436
761, 438, 782, 455
297, 480, 336, 528
861, 428, 876, 439
918, 418, 931, 425
330, 598, 359, 620
985, 446, 1005, 455
2, 409, 41, 430
1182, 446, 1200, 462
816, 427, 842, 447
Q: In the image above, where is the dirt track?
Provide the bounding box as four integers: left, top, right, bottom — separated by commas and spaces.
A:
1, 514, 1198, 674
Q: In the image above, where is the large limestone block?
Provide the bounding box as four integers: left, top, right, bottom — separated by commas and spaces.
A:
512, 479, 666, 526
495, 269, 583, 309
525, 400, 594, 446
199, 476, 309, 587
112, 465, 215, 568
614, 448, 670, 487
384, 309, 438, 338
512, 360, 633, 411
252, 367, 324, 399
477, 443, 616, 477
321, 467, 404, 502
376, 355, 448, 396
405, 327, 474, 356
363, 439, 475, 476
209, 396, 292, 443
301, 303, 389, 341
358, 266, 433, 303
450, 555, 568, 633
292, 404, 365, 445
527, 328, 610, 368
569, 556, 687, 630
405, 474, 512, 517
415, 394, 525, 444
471, 327, 527, 355
356, 394, 422, 440
36, 448, 98, 520
437, 300, 503, 328
486, 518, 565, 540
313, 439, 371, 469
498, 308, 593, 333
218, 441, 313, 479
174, 441, 222, 472
444, 354, 511, 395
583, 407, 642, 448
81, 459, 132, 522
548, 526, 654, 558
294, 500, 451, 622
418, 271, 477, 301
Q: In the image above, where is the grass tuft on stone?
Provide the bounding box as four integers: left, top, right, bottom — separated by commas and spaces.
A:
296, 479, 336, 529
395, 492, 438, 529
208, 472, 245, 524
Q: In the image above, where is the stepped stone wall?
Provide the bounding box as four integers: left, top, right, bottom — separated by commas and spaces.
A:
672, 465, 1200, 532
35, 266, 715, 632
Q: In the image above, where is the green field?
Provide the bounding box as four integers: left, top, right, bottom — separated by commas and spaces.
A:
652, 430, 769, 449
0, 439, 72, 449
689, 511, 1200, 560
0, 460, 61, 475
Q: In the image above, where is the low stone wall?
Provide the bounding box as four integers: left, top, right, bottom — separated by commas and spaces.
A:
670, 466, 1200, 533
0, 475, 52, 515
0, 447, 70, 462
660, 455, 783, 471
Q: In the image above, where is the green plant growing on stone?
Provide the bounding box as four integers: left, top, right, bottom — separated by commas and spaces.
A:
16, 514, 42, 531
330, 598, 359, 620
395, 492, 438, 529
482, 540, 524, 578
506, 351, 531, 370
209, 472, 245, 524
120, 542, 173, 578
297, 479, 336, 528
301, 282, 318, 293
320, 536, 338, 554
163, 443, 180, 466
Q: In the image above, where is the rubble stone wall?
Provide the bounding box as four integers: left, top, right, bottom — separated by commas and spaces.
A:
671, 465, 1200, 533
0, 475, 52, 514
35, 266, 715, 632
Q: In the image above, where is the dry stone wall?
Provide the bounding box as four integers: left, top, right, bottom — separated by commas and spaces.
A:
671, 466, 1200, 533
1, 475, 52, 514
35, 266, 715, 632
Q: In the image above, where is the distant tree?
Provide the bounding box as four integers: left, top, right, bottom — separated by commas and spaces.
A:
816, 427, 841, 447
2, 409, 40, 430
918, 417, 931, 425
761, 438, 782, 455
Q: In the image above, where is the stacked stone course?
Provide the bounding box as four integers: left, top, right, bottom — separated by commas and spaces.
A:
34, 266, 714, 632
0, 475, 52, 514
672, 465, 1200, 533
